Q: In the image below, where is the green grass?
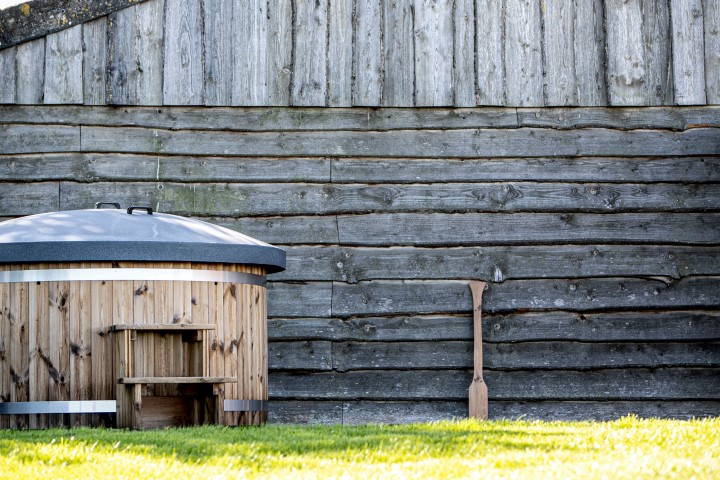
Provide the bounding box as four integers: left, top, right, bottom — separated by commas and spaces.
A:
0, 417, 718, 479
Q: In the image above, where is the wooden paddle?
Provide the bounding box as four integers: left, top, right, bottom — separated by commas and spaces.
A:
468, 281, 488, 420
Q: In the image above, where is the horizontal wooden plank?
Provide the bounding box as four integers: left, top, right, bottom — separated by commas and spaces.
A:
0, 125, 80, 154
267, 282, 332, 318
331, 156, 720, 183
269, 368, 720, 400
517, 107, 720, 129
58, 181, 720, 215
118, 376, 236, 384
268, 400, 344, 424
328, 341, 720, 371
108, 323, 215, 331
210, 216, 338, 245
330, 277, 720, 316
0, 182, 59, 215
267, 311, 720, 343
269, 341, 333, 370
337, 213, 720, 246
277, 245, 720, 282
80, 126, 720, 158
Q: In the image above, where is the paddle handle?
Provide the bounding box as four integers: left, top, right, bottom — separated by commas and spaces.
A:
470, 281, 486, 381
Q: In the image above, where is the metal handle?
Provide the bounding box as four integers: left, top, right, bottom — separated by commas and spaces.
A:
126, 206, 153, 215
95, 202, 121, 209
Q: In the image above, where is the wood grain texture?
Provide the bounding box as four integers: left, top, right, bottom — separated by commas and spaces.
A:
267, 0, 292, 106
269, 341, 333, 370
203, 0, 233, 105
706, 0, 720, 103
605, 0, 647, 105
642, 0, 673, 105
268, 400, 344, 424
82, 18, 107, 105
15, 38, 45, 104
44, 26, 83, 104
476, 0, 505, 105
504, 0, 543, 106
266, 282, 332, 318
383, 0, 415, 107
574, 0, 606, 105
0, 125, 80, 154
291, 0, 327, 106
232, 0, 269, 106
327, 0, 353, 106
454, 0, 476, 106
0, 47, 15, 104
0, 182, 60, 215
353, 0, 383, 105
672, 0, 707, 105
163, 0, 204, 105
414, 0, 454, 106
212, 216, 339, 245
542, 0, 576, 106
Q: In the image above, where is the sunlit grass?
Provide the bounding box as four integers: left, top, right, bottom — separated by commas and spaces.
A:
0, 416, 718, 479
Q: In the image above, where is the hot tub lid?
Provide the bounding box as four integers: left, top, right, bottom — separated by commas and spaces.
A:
0, 207, 286, 273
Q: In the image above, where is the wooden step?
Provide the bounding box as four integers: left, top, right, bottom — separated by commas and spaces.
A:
108, 323, 216, 332
118, 376, 236, 385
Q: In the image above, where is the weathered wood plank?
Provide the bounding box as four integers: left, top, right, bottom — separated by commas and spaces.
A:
267, 311, 720, 343
275, 245, 720, 283
0, 182, 60, 215
44, 26, 83, 104
267, 0, 292, 105
414, 0, 454, 106
203, 0, 233, 105
606, 0, 647, 105
453, 0, 475, 106
269, 368, 720, 400
163, 0, 204, 105
641, 0, 673, 105
0, 46, 15, 103
352, 0, 383, 106
82, 17, 107, 105
337, 213, 720, 246
269, 341, 332, 370
542, 0, 576, 106
706, 0, 720, 103
212, 216, 339, 245
574, 0, 606, 106
327, 0, 353, 106
383, 0, 414, 107
291, 0, 327, 106
15, 38, 45, 104
267, 282, 332, 318
517, 106, 720, 129
268, 400, 344, 424
476, 0, 504, 105
331, 277, 720, 316
232, 0, 269, 106
672, 0, 707, 105
79, 126, 720, 157
57, 181, 720, 216
0, 125, 80, 154
504, 0, 543, 106
332, 155, 720, 183
329, 341, 720, 371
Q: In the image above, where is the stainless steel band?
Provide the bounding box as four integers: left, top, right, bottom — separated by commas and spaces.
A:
224, 400, 269, 412
0, 400, 117, 414
0, 268, 266, 286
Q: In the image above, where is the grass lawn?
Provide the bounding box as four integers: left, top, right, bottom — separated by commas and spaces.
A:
0, 417, 718, 479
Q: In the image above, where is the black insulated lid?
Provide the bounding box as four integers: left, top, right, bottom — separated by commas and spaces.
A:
0, 207, 286, 273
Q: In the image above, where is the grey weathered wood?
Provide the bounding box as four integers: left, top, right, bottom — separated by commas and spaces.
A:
574, 0, 606, 106
0, 125, 80, 154
341, 400, 465, 423
330, 341, 720, 371
504, 0, 543, 106
352, 0, 383, 106
266, 0, 292, 105
108, 0, 164, 105
706, 0, 720, 103
275, 245, 720, 283
331, 277, 720, 316
291, 0, 327, 106
270, 368, 720, 400
0, 47, 15, 103
267, 282, 333, 318
672, 0, 707, 105
269, 341, 332, 370
476, 0, 504, 105
337, 213, 720, 246
605, 0, 647, 105
212, 216, 339, 245
268, 401, 344, 424
332, 155, 720, 183
43, 25, 83, 104
203, 0, 233, 105
232, 0, 269, 106
327, 0, 353, 106
82, 17, 107, 105
0, 182, 60, 215
453, 0, 475, 106
542, 0, 576, 106
641, 0, 673, 105
163, 0, 204, 105
79, 126, 720, 157
15, 38, 45, 104
383, 0, 415, 107
414, 0, 454, 106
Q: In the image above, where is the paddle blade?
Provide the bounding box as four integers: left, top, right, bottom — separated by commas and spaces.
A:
469, 379, 489, 420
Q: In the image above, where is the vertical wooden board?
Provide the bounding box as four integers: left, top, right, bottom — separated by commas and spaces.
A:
542, 0, 577, 106
232, 0, 269, 105
383, 0, 415, 106
414, 0, 454, 106
0, 47, 16, 104
27, 281, 38, 428
68, 280, 81, 426
476, 0, 504, 105
133, 278, 154, 380
328, 0, 353, 106
47, 281, 70, 427
504, 0, 543, 106
642, 0, 673, 105
44, 25, 83, 104
672, 0, 707, 104
236, 282, 248, 424
203, 0, 234, 105
82, 17, 108, 105
454, 0, 476, 106
353, 0, 383, 105
0, 283, 8, 429
267, 0, 293, 105
291, 0, 328, 106
163, 0, 204, 105
34, 275, 50, 428
210, 277, 224, 386
153, 277, 170, 396
574, 0, 607, 105
605, 0, 648, 105
706, 0, 720, 103
190, 270, 209, 376
223, 280, 238, 424
16, 38, 45, 104
90, 280, 113, 416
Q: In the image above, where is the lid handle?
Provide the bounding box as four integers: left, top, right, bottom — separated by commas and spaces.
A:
95, 202, 121, 209
127, 206, 154, 215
